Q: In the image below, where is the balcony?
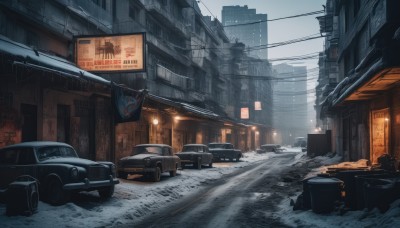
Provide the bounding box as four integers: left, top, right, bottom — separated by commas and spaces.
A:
156, 64, 188, 90
147, 33, 191, 66
55, 0, 112, 33
143, 0, 188, 36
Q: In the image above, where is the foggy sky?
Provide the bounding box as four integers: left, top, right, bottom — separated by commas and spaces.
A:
198, 0, 325, 69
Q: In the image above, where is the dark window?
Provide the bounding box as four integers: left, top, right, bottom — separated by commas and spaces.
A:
21, 104, 37, 142
163, 147, 171, 156
0, 149, 18, 164
129, 4, 140, 20
18, 148, 36, 165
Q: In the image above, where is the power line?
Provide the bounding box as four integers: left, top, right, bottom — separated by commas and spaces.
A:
223, 10, 324, 27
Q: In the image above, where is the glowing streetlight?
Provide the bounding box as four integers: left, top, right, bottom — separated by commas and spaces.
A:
152, 118, 159, 125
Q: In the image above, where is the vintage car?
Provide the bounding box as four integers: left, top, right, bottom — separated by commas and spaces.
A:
256, 144, 283, 153
117, 144, 180, 182
176, 144, 213, 169
208, 142, 242, 162
0, 141, 119, 205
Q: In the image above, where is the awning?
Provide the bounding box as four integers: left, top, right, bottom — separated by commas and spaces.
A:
0, 34, 110, 86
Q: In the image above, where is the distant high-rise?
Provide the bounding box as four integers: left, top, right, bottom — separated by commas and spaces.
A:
222, 5, 268, 59
272, 63, 308, 145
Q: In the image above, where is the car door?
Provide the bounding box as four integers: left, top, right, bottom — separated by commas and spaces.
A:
15, 147, 38, 181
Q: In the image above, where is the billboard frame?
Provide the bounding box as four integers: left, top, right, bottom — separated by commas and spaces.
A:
74, 32, 146, 73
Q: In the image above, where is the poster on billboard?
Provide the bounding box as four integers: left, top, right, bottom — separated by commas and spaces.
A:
75, 33, 145, 73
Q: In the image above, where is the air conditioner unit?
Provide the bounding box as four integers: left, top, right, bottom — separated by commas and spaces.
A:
6, 177, 39, 216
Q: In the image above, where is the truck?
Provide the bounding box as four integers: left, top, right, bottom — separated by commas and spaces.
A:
208, 143, 242, 162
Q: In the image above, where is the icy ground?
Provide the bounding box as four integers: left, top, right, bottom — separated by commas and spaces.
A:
0, 147, 399, 228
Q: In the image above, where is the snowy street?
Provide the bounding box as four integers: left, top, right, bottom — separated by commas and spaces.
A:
1, 148, 400, 228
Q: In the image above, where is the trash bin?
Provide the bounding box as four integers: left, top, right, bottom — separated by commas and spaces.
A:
363, 178, 395, 212
336, 169, 385, 210
302, 176, 325, 210
308, 177, 343, 214
6, 176, 39, 216
355, 173, 398, 210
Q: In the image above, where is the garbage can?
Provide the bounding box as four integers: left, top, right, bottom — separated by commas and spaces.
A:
363, 178, 394, 212
302, 176, 326, 210
355, 173, 398, 210
6, 176, 39, 216
336, 169, 385, 210
308, 177, 343, 214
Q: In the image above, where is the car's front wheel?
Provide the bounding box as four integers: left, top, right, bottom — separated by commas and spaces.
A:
236, 155, 241, 162
45, 178, 70, 206
151, 167, 161, 182
194, 158, 202, 170
170, 164, 177, 177
98, 185, 115, 199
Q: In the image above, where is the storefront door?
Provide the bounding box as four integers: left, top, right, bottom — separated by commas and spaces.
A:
371, 109, 390, 164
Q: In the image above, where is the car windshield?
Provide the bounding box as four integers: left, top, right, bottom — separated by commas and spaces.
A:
36, 146, 78, 161
209, 144, 231, 149
182, 146, 203, 152
208, 144, 223, 149
133, 146, 162, 155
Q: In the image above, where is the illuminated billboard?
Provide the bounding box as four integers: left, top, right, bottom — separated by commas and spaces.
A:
241, 107, 249, 119
75, 33, 145, 72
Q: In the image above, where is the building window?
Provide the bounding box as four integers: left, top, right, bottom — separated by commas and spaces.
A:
129, 4, 140, 20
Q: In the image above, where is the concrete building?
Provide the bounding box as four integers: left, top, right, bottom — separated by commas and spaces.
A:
222, 5, 268, 59
272, 63, 308, 145
318, 0, 400, 165
0, 0, 275, 161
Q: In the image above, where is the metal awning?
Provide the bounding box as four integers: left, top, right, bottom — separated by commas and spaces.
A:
0, 34, 110, 86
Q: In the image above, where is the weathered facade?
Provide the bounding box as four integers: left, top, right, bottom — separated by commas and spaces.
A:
0, 0, 275, 164
318, 0, 400, 165
0, 0, 114, 161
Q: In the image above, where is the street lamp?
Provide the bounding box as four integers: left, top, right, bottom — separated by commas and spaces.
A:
152, 118, 159, 125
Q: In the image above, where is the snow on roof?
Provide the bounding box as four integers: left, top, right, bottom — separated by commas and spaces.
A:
179, 102, 220, 119
0, 35, 110, 85
1, 141, 72, 149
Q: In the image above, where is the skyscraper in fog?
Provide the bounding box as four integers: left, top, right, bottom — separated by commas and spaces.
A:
222, 5, 268, 59
272, 63, 308, 145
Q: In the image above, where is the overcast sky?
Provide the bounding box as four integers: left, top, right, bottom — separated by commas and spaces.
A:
198, 0, 326, 69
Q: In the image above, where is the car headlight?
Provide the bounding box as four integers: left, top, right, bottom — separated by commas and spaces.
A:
144, 158, 151, 166
70, 167, 79, 179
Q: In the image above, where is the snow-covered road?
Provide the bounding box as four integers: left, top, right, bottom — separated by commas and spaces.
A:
1, 148, 400, 228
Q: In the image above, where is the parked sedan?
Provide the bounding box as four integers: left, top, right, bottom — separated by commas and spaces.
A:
0, 141, 119, 205
117, 144, 180, 182
208, 142, 242, 162
176, 144, 213, 169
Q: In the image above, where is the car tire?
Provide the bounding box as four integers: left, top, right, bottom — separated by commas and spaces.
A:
236, 156, 240, 162
208, 162, 213, 168
98, 185, 115, 199
170, 165, 177, 177
152, 167, 161, 182
46, 178, 70, 206
118, 171, 128, 179
194, 159, 202, 170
